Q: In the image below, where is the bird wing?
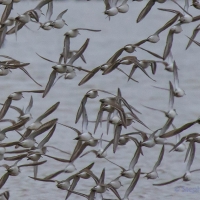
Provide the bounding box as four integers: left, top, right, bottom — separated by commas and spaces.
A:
42, 70, 57, 98
137, 0, 155, 23
56, 9, 68, 20
38, 124, 56, 149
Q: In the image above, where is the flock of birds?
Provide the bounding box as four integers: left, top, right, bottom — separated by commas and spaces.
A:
0, 0, 200, 199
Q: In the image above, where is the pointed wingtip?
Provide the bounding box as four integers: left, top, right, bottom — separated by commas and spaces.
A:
42, 93, 46, 98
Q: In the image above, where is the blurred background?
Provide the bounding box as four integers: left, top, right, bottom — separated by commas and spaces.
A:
0, 0, 200, 199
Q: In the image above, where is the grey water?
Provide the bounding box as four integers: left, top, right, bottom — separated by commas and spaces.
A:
0, 0, 200, 199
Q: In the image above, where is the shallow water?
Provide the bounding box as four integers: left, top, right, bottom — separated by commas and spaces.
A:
0, 0, 200, 199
